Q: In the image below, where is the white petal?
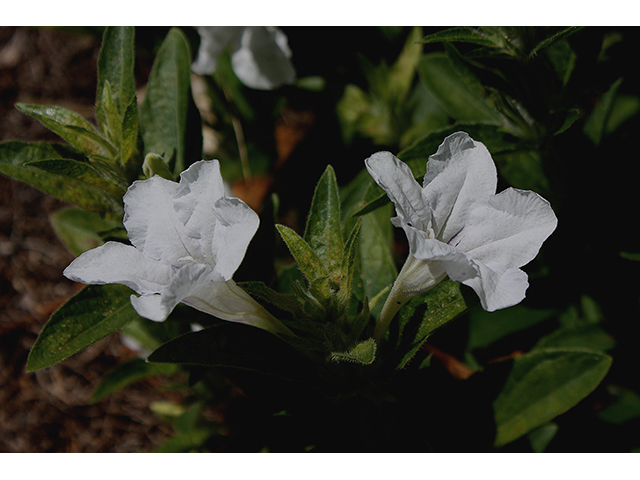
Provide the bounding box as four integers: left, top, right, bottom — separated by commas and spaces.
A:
123, 175, 202, 266
129, 294, 166, 322
129, 263, 220, 322
184, 279, 291, 335
392, 253, 448, 301
365, 151, 433, 232
210, 197, 260, 280
457, 188, 558, 269
404, 227, 479, 282
63, 242, 172, 294
171, 160, 228, 267
231, 26, 296, 90
461, 261, 529, 312
191, 26, 244, 75
423, 132, 497, 242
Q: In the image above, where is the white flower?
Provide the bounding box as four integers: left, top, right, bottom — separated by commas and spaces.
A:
191, 26, 296, 90
365, 132, 558, 340
64, 160, 292, 336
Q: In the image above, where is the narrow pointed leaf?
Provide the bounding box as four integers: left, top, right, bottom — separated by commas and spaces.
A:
99, 81, 140, 170
239, 281, 303, 316
339, 218, 362, 304
26, 284, 140, 372
121, 94, 140, 166
276, 224, 328, 287
359, 204, 397, 317
528, 27, 584, 58
422, 27, 498, 48
100, 81, 122, 146
15, 103, 115, 158
49, 206, 123, 256
304, 165, 343, 276
96, 26, 136, 128
494, 348, 611, 447
331, 338, 377, 365
584, 77, 623, 146
351, 189, 390, 218
417, 53, 502, 124
91, 358, 176, 403
0, 141, 123, 216
389, 279, 477, 369
140, 27, 199, 176
25, 158, 126, 194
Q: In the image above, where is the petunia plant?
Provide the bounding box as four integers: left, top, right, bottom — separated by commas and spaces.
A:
1, 26, 627, 452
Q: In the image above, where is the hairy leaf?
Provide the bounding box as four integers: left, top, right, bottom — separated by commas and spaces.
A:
304, 165, 343, 277
26, 284, 140, 372
0, 141, 123, 216
15, 103, 115, 159
140, 27, 200, 176
96, 26, 136, 128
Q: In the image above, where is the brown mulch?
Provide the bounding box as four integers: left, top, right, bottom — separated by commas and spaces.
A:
0, 26, 178, 453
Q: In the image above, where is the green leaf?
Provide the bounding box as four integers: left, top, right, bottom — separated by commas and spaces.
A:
466, 304, 555, 352
533, 324, 615, 352
140, 27, 199, 176
527, 422, 558, 453
584, 77, 623, 145
330, 338, 377, 365
26, 284, 140, 372
417, 52, 502, 124
276, 224, 329, 293
25, 157, 126, 194
147, 322, 316, 386
91, 358, 177, 403
598, 386, 640, 425
15, 103, 116, 159
621, 251, 640, 262
304, 165, 343, 278
96, 26, 136, 129
493, 150, 551, 197
99, 81, 123, 148
239, 281, 303, 316
607, 94, 640, 134
494, 348, 612, 447
359, 204, 397, 317
422, 27, 498, 48
49, 206, 123, 256
390, 279, 477, 369
528, 27, 584, 58
341, 167, 378, 222
99, 80, 140, 172
554, 108, 581, 135
121, 95, 140, 167
388, 26, 423, 102
0, 141, 124, 216
338, 218, 362, 305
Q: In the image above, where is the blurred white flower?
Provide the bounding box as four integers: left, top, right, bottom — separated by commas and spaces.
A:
192, 26, 296, 90
64, 159, 292, 336
365, 132, 557, 340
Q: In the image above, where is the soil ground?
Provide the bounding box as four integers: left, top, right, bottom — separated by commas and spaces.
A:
0, 26, 177, 453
